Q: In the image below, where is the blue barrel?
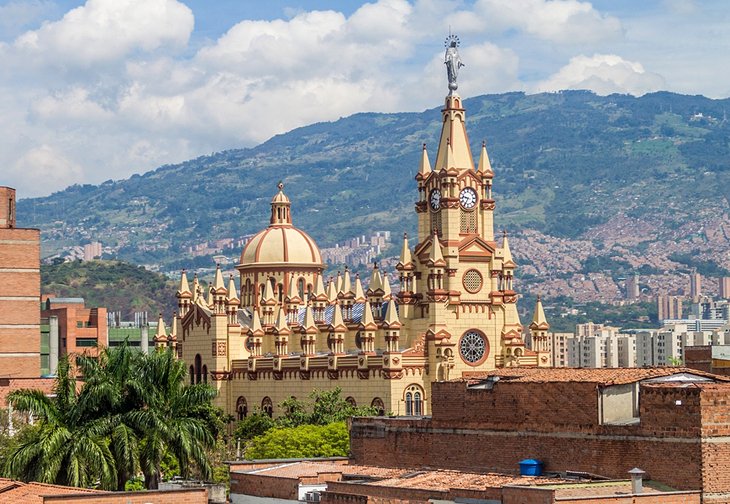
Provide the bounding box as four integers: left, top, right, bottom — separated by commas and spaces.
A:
519, 459, 544, 476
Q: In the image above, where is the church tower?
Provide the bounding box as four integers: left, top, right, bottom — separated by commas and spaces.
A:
403, 33, 534, 377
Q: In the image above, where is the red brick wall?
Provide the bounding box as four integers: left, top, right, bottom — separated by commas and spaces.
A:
685, 346, 712, 373
0, 225, 41, 379
501, 486, 700, 504
350, 383, 730, 492
230, 473, 300, 500
42, 488, 207, 503
430, 381, 600, 432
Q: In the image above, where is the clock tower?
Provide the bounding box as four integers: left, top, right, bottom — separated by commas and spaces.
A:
398, 34, 538, 386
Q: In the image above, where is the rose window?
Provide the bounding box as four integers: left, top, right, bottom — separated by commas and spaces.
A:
463, 269, 483, 293
460, 331, 486, 363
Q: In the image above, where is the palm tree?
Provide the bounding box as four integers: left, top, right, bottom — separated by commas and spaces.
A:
127, 349, 217, 489
4, 357, 117, 489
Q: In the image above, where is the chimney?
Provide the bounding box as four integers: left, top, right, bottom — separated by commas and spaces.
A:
628, 467, 646, 494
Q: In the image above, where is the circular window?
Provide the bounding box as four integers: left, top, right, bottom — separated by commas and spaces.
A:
462, 269, 483, 293
459, 330, 487, 365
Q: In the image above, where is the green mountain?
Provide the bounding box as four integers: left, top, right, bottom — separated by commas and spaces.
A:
41, 260, 178, 319
19, 90, 730, 272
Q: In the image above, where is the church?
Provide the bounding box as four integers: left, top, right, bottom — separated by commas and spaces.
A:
157, 39, 551, 419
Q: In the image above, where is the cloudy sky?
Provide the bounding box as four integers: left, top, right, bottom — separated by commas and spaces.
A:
1, 0, 729, 197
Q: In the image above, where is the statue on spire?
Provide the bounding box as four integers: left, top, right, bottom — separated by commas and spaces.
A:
444, 33, 464, 93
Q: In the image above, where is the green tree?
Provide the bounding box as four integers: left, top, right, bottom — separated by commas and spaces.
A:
4, 357, 117, 489
245, 422, 350, 459
233, 410, 275, 441
127, 349, 217, 489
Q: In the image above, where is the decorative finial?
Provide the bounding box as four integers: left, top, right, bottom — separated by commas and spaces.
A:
422, 143, 427, 150
403, 232, 408, 239
503, 229, 508, 238
537, 294, 541, 302
482, 140, 486, 147
277, 180, 284, 191
444, 33, 464, 94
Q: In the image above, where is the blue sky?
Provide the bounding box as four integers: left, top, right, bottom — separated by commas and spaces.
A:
0, 0, 728, 197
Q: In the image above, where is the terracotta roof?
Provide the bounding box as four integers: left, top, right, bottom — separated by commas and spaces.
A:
246, 462, 406, 479
549, 480, 679, 498
0, 478, 101, 503
459, 367, 730, 386
367, 470, 563, 491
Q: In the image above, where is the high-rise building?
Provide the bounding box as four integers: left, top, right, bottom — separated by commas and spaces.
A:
690, 271, 702, 299
657, 295, 683, 321
0, 186, 41, 378
625, 273, 640, 300
720, 277, 730, 299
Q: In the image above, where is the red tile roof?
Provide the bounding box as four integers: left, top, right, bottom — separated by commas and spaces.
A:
0, 477, 101, 504
459, 367, 729, 386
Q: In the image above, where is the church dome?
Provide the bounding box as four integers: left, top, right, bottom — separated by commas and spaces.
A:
238, 183, 323, 270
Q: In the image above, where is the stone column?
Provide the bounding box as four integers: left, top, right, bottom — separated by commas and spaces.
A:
140, 325, 149, 354
49, 315, 59, 375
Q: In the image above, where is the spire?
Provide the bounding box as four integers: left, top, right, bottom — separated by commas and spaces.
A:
192, 273, 200, 303
313, 274, 327, 301
263, 279, 276, 303
154, 313, 167, 340
330, 301, 347, 331
302, 303, 317, 332
360, 300, 377, 330
249, 309, 264, 336
416, 143, 432, 180
502, 230, 515, 267
369, 263, 382, 293
341, 267, 352, 295
335, 271, 343, 295
353, 274, 366, 303
382, 272, 392, 300
442, 138, 457, 172
206, 286, 214, 307
168, 313, 177, 341
530, 295, 550, 330
383, 300, 401, 328
177, 270, 191, 296
269, 181, 292, 226
428, 230, 446, 267
213, 264, 226, 293
397, 233, 413, 269
227, 275, 239, 303
326, 277, 337, 303
477, 140, 494, 177
274, 306, 290, 334
286, 273, 299, 301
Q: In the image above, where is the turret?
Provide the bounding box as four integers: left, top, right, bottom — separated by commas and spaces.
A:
426, 230, 447, 298
367, 263, 384, 318
382, 300, 401, 353
167, 312, 178, 351
261, 279, 277, 325
353, 274, 367, 303
501, 231, 515, 291
226, 275, 240, 325
285, 273, 301, 325
415, 144, 432, 240
153, 313, 168, 349
529, 295, 551, 355
273, 306, 290, 356
191, 273, 200, 304
300, 303, 318, 355
339, 267, 354, 321
176, 270, 192, 316
247, 309, 265, 357
326, 277, 338, 305
396, 233, 415, 296
477, 141, 495, 241
312, 274, 328, 323
328, 302, 347, 354
359, 300, 377, 353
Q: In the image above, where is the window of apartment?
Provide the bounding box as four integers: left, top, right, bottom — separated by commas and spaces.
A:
76, 321, 83, 328
76, 338, 97, 347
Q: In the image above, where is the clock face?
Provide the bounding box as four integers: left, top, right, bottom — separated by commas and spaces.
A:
429, 189, 441, 211
459, 187, 477, 209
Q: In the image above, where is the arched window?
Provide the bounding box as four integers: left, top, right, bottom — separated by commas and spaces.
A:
261, 396, 273, 418
307, 283, 313, 300
244, 279, 251, 306
345, 396, 357, 407
404, 385, 424, 416
298, 278, 305, 299
236, 397, 248, 421
189, 365, 194, 385
202, 365, 208, 384
278, 283, 284, 303
194, 354, 202, 384
371, 397, 385, 416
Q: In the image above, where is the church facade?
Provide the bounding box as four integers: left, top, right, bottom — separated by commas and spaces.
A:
159, 64, 551, 419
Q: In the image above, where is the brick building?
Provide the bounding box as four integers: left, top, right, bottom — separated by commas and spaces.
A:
0, 186, 41, 378
41, 297, 108, 372
229, 367, 730, 504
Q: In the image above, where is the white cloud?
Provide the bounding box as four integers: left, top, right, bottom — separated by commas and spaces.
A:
13, 0, 193, 66
11, 146, 85, 194
453, 0, 623, 44
534, 54, 665, 96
